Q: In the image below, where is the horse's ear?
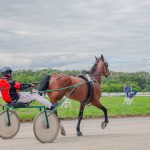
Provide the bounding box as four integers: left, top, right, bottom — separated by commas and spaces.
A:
95, 56, 98, 60
101, 54, 104, 61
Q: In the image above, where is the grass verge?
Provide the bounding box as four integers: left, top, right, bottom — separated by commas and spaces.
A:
0, 96, 150, 122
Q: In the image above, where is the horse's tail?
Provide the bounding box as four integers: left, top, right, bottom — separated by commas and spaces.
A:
38, 75, 51, 96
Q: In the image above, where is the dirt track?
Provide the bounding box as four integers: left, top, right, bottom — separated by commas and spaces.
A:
0, 117, 150, 150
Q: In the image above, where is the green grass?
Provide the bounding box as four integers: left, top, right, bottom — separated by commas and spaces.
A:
58, 96, 150, 118
102, 96, 150, 117
0, 96, 150, 121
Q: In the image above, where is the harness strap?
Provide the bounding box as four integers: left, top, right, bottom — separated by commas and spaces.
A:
78, 74, 93, 105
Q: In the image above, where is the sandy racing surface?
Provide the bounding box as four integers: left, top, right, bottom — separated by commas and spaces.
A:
0, 117, 150, 150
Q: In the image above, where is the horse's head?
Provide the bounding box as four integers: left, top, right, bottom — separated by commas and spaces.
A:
90, 54, 110, 78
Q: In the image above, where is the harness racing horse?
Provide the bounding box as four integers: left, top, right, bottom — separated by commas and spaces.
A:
45, 54, 110, 136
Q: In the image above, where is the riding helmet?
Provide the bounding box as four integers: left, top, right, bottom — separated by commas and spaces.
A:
0, 66, 12, 77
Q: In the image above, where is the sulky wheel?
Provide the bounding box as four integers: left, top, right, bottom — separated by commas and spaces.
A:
0, 110, 20, 139
33, 111, 59, 143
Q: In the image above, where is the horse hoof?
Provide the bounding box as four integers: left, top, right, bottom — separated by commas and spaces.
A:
60, 126, 66, 136
101, 121, 107, 129
77, 131, 83, 136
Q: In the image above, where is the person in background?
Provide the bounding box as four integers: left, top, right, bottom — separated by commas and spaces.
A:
0, 66, 52, 108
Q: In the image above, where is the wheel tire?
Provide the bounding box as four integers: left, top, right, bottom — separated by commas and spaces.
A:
33, 111, 59, 143
0, 110, 20, 139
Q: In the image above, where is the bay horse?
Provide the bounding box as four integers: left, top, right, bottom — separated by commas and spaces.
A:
45, 54, 110, 136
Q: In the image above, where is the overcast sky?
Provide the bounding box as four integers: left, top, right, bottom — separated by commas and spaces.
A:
0, 0, 150, 72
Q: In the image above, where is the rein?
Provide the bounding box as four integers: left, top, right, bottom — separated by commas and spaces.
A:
37, 80, 91, 94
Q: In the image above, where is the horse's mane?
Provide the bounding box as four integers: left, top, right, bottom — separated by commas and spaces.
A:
89, 63, 97, 74
80, 56, 105, 75
80, 62, 97, 75
89, 57, 102, 74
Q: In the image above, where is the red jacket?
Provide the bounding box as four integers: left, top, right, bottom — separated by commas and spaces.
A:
0, 78, 31, 103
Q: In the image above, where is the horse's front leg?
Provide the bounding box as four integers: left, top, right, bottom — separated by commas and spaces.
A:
91, 99, 108, 129
100, 104, 108, 129
76, 103, 85, 136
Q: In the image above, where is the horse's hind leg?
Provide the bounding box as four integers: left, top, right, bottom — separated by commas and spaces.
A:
91, 99, 108, 129
55, 110, 66, 136
50, 102, 66, 136
76, 103, 85, 136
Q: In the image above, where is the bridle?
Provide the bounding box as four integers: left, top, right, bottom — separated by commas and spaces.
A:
90, 59, 109, 77
103, 61, 110, 77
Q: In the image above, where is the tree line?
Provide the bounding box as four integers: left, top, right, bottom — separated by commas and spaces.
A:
3, 69, 150, 92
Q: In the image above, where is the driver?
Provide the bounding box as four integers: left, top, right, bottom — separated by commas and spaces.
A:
0, 66, 52, 108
